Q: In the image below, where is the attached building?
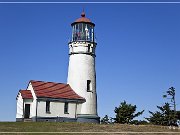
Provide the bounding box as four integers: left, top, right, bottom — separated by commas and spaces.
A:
16, 80, 85, 122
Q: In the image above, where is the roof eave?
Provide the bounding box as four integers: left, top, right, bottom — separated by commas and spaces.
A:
37, 97, 86, 103
71, 21, 95, 26
22, 98, 33, 100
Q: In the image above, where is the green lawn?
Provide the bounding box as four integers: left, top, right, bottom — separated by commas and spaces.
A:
0, 122, 179, 134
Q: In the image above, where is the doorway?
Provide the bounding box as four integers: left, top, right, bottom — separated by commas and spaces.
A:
24, 104, 30, 118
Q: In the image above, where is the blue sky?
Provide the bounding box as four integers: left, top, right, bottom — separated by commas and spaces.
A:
0, 1, 180, 121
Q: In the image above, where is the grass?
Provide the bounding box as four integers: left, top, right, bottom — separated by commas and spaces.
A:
0, 122, 179, 134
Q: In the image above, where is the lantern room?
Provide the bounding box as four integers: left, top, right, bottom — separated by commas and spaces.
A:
71, 11, 95, 42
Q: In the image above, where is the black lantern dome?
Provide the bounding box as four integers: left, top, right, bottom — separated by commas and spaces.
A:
71, 11, 95, 42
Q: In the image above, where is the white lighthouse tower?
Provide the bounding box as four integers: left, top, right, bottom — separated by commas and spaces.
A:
67, 11, 99, 123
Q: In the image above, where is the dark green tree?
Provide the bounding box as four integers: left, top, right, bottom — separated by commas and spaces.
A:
114, 101, 144, 124
163, 87, 177, 125
147, 87, 178, 126
147, 103, 175, 126
176, 111, 180, 125
101, 115, 110, 124
177, 111, 180, 120
130, 120, 149, 125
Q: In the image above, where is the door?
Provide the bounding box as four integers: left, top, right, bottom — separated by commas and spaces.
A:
24, 104, 30, 118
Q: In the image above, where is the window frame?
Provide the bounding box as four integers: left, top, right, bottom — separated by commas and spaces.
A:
64, 102, 69, 114
87, 44, 91, 52
46, 101, 50, 113
87, 80, 91, 92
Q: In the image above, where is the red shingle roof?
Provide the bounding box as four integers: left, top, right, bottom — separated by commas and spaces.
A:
20, 90, 33, 99
75, 12, 92, 23
30, 80, 85, 101
72, 11, 95, 26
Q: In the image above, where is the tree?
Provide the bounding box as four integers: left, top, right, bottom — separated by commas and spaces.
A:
101, 115, 110, 124
163, 87, 176, 112
177, 111, 180, 120
147, 87, 178, 126
130, 120, 149, 125
163, 87, 177, 126
176, 111, 180, 125
147, 103, 176, 126
114, 101, 144, 124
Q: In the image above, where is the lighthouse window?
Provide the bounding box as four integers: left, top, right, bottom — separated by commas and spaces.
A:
87, 80, 91, 92
88, 44, 91, 52
72, 23, 94, 42
64, 102, 69, 114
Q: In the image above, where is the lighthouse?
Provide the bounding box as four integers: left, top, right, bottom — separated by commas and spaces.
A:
67, 11, 100, 123
16, 11, 99, 123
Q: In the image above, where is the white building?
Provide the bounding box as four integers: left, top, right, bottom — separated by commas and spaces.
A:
16, 11, 100, 123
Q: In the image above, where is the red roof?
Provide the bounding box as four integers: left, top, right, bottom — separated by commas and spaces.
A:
72, 11, 95, 26
75, 11, 92, 23
20, 90, 33, 99
30, 80, 85, 101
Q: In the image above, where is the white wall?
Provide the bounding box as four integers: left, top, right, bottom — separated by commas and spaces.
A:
76, 103, 82, 115
16, 93, 23, 118
67, 42, 97, 115
37, 101, 77, 118
69, 42, 95, 54
16, 93, 33, 119
24, 99, 33, 118
27, 82, 37, 118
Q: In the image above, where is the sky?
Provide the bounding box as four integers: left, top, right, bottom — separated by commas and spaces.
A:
0, 1, 180, 121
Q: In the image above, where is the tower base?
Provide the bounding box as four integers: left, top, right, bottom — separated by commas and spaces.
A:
77, 114, 100, 123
